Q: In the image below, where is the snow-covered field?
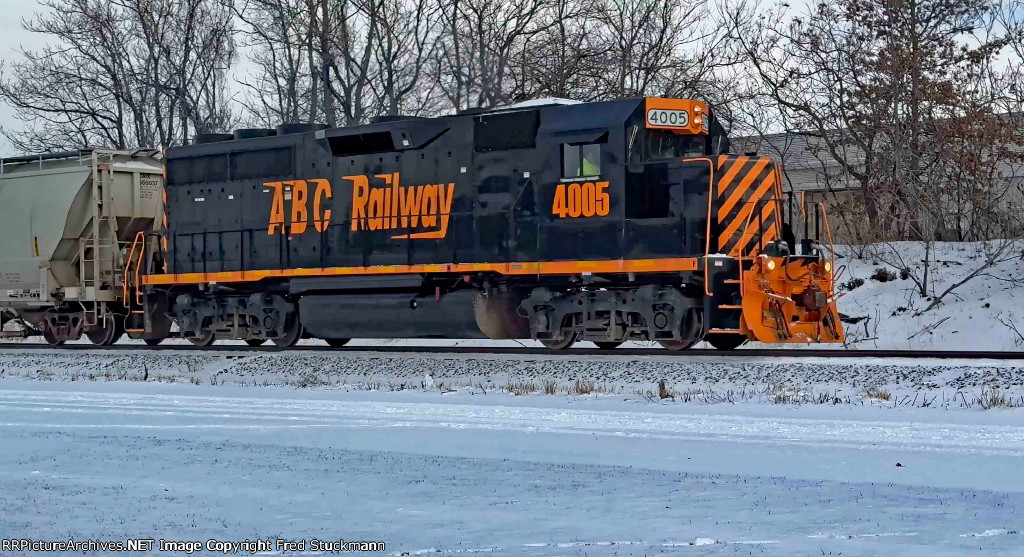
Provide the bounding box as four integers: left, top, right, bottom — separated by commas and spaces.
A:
826, 241, 1024, 351
0, 380, 1021, 556
1, 240, 1022, 555
2, 347, 1023, 407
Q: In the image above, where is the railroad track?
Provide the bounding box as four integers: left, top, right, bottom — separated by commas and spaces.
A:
0, 342, 1022, 360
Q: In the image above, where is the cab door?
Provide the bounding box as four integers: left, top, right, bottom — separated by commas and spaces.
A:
624, 158, 711, 259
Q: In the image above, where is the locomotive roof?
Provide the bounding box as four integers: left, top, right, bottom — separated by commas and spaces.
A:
167, 97, 714, 158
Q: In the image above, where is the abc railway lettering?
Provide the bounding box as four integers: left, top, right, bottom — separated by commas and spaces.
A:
265, 173, 455, 239
266, 179, 332, 235
347, 173, 455, 239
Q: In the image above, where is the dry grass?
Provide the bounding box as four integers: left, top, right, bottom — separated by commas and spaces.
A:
542, 379, 558, 395
864, 385, 893, 402
505, 379, 537, 396
978, 388, 1013, 409
767, 379, 809, 404
658, 379, 674, 400
571, 378, 596, 395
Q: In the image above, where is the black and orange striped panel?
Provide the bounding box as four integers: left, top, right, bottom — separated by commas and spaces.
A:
712, 155, 784, 257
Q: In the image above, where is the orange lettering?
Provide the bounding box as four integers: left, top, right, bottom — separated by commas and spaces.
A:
347, 175, 369, 231
311, 179, 332, 233
437, 183, 455, 237
368, 187, 385, 230
398, 185, 422, 228
267, 182, 286, 235
420, 185, 438, 228
288, 180, 308, 235
391, 172, 400, 229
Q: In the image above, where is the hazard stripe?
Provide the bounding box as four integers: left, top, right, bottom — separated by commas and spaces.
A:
717, 171, 776, 250
716, 156, 750, 196
757, 227, 778, 254
717, 157, 770, 220
731, 200, 777, 256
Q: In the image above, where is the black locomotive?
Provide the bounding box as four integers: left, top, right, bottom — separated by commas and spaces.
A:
131, 97, 843, 349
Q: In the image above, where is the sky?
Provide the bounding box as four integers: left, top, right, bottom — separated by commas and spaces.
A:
0, 0, 43, 157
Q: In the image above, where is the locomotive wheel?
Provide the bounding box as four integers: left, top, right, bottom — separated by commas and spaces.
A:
658, 338, 698, 351
144, 338, 165, 347
705, 333, 747, 351
245, 339, 267, 347
660, 310, 703, 351
87, 314, 123, 346
540, 333, 578, 350
325, 338, 350, 348
272, 314, 303, 348
593, 341, 622, 350
188, 331, 216, 347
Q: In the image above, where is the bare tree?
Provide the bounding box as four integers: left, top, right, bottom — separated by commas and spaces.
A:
433, 0, 554, 110
0, 0, 235, 151
234, 0, 320, 126
730, 0, 1024, 303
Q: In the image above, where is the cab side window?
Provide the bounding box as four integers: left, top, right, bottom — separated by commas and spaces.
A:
562, 143, 601, 179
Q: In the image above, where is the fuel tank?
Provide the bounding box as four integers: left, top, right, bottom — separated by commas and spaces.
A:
299, 289, 486, 339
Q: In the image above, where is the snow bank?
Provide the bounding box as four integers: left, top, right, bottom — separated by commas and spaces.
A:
825, 241, 1024, 351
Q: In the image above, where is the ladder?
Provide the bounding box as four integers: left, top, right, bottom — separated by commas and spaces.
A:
78, 152, 120, 327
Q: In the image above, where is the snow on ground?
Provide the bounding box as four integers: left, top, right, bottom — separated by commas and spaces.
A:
827, 241, 1024, 351
0, 381, 1021, 556
1, 347, 1023, 408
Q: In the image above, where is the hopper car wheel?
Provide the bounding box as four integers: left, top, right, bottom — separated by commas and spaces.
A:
144, 338, 164, 347
593, 341, 622, 350
272, 314, 303, 348
705, 333, 747, 351
245, 339, 267, 347
540, 333, 578, 351
41, 324, 65, 346
87, 314, 123, 346
188, 331, 216, 347
325, 338, 350, 348
658, 338, 698, 351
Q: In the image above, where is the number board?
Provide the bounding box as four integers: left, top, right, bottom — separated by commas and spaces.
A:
646, 109, 690, 129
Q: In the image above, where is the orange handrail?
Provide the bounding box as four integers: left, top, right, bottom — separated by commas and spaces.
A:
122, 232, 145, 307
818, 202, 836, 282
134, 234, 146, 306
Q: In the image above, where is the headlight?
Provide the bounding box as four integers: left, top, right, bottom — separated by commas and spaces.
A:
824, 261, 832, 273
766, 260, 777, 271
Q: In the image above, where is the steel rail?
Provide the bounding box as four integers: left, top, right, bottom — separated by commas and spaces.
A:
0, 343, 1022, 360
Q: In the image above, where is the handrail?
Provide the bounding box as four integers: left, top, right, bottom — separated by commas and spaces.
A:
134, 234, 146, 306
697, 156, 717, 296
122, 231, 145, 307
818, 202, 836, 282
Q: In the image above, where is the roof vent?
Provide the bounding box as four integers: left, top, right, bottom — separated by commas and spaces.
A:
276, 123, 328, 136
233, 128, 276, 140
193, 133, 234, 145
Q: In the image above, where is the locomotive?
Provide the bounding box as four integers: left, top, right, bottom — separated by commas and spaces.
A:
2, 97, 844, 349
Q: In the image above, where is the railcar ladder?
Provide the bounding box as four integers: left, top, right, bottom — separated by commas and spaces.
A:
78, 152, 120, 328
